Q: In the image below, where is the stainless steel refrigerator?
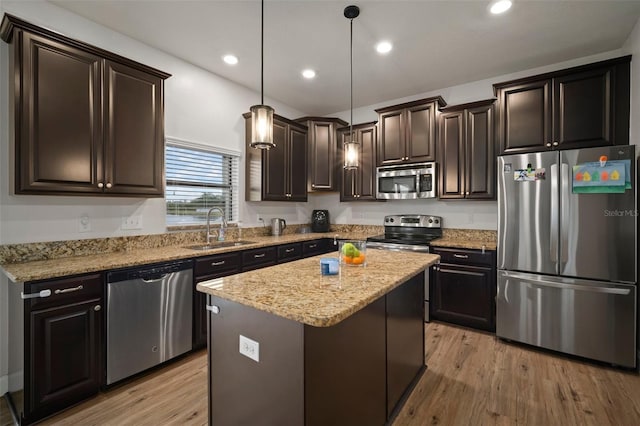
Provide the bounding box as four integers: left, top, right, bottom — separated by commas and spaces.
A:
497, 145, 637, 368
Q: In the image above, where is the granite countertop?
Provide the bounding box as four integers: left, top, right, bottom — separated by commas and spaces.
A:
197, 249, 439, 327
430, 229, 497, 251
0, 232, 373, 283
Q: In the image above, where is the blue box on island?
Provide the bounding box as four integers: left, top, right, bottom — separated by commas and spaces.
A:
320, 258, 339, 275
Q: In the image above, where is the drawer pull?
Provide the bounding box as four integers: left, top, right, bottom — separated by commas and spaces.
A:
254, 253, 266, 258
285, 248, 295, 253
308, 244, 317, 249
211, 260, 226, 266
55, 285, 84, 294
453, 254, 469, 259
21, 289, 52, 299
94, 305, 101, 312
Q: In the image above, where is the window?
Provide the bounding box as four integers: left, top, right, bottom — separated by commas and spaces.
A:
165, 140, 239, 225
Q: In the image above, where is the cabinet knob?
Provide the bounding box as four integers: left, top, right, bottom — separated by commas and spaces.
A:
94, 305, 101, 311
552, 141, 559, 146
466, 191, 469, 196
98, 182, 104, 188
106, 183, 112, 189
311, 184, 315, 188
546, 143, 552, 148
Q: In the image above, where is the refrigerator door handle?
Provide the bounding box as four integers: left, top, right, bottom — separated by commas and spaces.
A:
550, 163, 559, 263
527, 280, 631, 295
560, 163, 570, 264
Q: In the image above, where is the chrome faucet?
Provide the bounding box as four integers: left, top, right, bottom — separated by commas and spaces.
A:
206, 207, 227, 243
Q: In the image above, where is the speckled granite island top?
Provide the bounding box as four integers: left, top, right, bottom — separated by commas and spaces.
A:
197, 249, 440, 327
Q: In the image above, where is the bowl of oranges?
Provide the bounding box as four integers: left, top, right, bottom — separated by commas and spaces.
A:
338, 241, 367, 267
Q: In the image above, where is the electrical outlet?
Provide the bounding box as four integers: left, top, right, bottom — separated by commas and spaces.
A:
239, 335, 259, 362
78, 215, 91, 233
121, 215, 143, 230
257, 214, 263, 222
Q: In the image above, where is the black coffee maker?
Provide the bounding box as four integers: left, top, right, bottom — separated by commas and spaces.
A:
311, 210, 330, 232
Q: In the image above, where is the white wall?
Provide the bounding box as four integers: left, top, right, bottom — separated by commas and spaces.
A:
623, 16, 640, 148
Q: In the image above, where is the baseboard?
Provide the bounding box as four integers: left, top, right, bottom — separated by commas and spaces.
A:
0, 374, 7, 394
4, 371, 23, 393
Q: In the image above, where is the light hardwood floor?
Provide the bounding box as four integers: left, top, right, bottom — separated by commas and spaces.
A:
3, 323, 639, 425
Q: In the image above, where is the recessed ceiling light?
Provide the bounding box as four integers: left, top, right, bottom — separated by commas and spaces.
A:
489, 0, 512, 15
222, 54, 238, 65
302, 69, 316, 79
376, 41, 393, 54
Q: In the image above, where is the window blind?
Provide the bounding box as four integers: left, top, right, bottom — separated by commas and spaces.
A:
165, 142, 239, 225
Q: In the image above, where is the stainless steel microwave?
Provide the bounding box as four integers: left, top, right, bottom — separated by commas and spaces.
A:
376, 162, 436, 199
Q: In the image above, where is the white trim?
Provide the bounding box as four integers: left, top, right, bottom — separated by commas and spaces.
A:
165, 136, 242, 157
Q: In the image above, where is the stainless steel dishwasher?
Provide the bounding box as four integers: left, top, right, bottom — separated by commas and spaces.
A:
106, 260, 193, 385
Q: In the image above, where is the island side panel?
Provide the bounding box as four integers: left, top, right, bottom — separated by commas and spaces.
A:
386, 271, 426, 417
207, 295, 304, 426
304, 296, 387, 426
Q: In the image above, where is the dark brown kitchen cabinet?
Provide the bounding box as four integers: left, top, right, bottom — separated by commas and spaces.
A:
194, 252, 241, 348
23, 273, 103, 425
295, 117, 347, 192
277, 243, 303, 263
375, 97, 446, 166
244, 114, 308, 201
494, 56, 630, 154
338, 122, 378, 201
439, 100, 495, 200
0, 14, 170, 197
430, 248, 495, 332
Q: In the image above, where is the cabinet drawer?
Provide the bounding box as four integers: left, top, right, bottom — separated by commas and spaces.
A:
278, 243, 303, 263
243, 246, 277, 268
432, 248, 494, 266
302, 239, 329, 257
26, 273, 103, 310
195, 252, 242, 278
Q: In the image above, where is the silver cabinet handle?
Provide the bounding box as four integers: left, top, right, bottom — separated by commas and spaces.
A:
211, 260, 226, 266
453, 254, 468, 259
55, 285, 83, 294
546, 143, 552, 148
308, 244, 317, 249
106, 182, 112, 189
254, 253, 266, 258
98, 182, 104, 188
285, 248, 295, 253
94, 305, 101, 312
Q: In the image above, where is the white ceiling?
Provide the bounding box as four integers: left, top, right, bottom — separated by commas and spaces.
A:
50, 0, 640, 116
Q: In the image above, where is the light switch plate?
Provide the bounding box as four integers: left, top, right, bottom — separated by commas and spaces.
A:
239, 335, 259, 362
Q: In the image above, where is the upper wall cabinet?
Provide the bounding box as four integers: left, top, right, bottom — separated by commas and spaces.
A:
338, 122, 378, 202
375, 97, 446, 166
438, 100, 495, 200
295, 117, 347, 192
493, 56, 630, 155
244, 114, 308, 202
0, 14, 170, 197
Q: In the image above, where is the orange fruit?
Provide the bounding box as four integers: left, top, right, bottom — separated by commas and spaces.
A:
343, 255, 353, 264
352, 254, 365, 265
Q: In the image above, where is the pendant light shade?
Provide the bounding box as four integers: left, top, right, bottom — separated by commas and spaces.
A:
343, 5, 360, 170
249, 104, 274, 149
250, 0, 275, 150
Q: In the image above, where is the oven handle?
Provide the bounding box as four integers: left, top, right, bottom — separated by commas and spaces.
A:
366, 241, 431, 253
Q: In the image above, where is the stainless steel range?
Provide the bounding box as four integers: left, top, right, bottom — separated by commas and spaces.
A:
367, 214, 442, 321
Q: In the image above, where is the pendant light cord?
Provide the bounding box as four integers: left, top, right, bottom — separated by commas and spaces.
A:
261, 0, 264, 105
349, 16, 353, 140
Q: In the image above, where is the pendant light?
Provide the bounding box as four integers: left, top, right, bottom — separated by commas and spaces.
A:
343, 5, 360, 169
250, 0, 275, 149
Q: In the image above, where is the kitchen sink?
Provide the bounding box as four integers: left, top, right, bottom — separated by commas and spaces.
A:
184, 240, 255, 251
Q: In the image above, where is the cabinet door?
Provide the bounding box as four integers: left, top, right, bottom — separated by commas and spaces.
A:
406, 103, 436, 162
357, 125, 377, 200
438, 111, 465, 199
308, 121, 336, 191
104, 60, 164, 196
377, 109, 405, 165
554, 67, 613, 149
432, 263, 495, 331
465, 104, 495, 199
28, 298, 102, 422
262, 121, 288, 200
16, 31, 103, 194
497, 80, 552, 154
289, 126, 308, 201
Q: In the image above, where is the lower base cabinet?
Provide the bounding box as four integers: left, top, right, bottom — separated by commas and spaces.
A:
23, 274, 103, 425
430, 248, 496, 332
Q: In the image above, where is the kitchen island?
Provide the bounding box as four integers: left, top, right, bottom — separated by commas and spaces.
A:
197, 248, 439, 425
